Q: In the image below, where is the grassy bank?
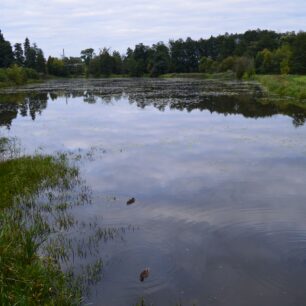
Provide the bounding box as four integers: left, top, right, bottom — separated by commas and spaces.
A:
0, 139, 82, 305
252, 75, 306, 100
160, 71, 235, 80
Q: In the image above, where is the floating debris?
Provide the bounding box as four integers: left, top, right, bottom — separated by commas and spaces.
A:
126, 197, 136, 205
139, 268, 150, 282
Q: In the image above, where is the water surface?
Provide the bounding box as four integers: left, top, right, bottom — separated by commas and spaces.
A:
1, 79, 306, 306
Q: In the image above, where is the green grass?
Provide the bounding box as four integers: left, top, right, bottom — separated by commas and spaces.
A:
160, 71, 235, 80
0, 140, 82, 305
254, 75, 306, 100
0, 212, 81, 305
0, 154, 78, 210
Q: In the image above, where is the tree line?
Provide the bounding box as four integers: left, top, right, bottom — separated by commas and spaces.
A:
1, 29, 306, 79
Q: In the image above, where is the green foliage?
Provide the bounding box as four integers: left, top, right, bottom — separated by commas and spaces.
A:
23, 39, 45, 72
99, 48, 113, 76
14, 43, 24, 66
35, 48, 46, 73
86, 49, 122, 77
64, 57, 85, 76
80, 48, 95, 65
219, 56, 235, 72
291, 32, 306, 74
5, 65, 27, 85
255, 49, 274, 73
47, 57, 68, 77
198, 56, 255, 79
88, 56, 101, 77
0, 66, 39, 87
0, 69, 9, 83
169, 38, 200, 72
112, 51, 123, 74
0, 30, 14, 68
234, 57, 255, 79
255, 45, 292, 74
0, 32, 45, 74
148, 42, 170, 77
275, 45, 292, 75
1, 28, 306, 78
121, 43, 152, 77
24, 67, 39, 80
199, 56, 214, 73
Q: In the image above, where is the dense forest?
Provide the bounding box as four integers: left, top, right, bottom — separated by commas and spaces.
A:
1, 29, 306, 81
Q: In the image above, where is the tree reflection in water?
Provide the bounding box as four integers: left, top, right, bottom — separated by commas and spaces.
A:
0, 79, 306, 128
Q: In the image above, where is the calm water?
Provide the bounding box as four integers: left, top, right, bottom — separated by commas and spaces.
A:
1, 79, 306, 306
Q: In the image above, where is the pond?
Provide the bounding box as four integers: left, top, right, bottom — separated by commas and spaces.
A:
1, 78, 306, 306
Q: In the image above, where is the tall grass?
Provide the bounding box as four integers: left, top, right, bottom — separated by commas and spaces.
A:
254, 75, 306, 100
0, 211, 81, 305
0, 143, 83, 304
0, 154, 78, 210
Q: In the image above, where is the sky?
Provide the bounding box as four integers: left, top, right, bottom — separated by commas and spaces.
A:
1, 0, 305, 57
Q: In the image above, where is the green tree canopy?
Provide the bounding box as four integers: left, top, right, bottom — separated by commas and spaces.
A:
13, 43, 24, 66
291, 32, 306, 74
0, 30, 14, 68
80, 48, 95, 65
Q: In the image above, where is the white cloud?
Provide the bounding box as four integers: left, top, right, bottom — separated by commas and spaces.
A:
1, 0, 305, 57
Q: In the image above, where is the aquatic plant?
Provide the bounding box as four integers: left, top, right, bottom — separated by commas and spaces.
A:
0, 149, 83, 304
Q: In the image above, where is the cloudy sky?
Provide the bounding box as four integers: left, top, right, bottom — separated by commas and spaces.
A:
1, 0, 305, 57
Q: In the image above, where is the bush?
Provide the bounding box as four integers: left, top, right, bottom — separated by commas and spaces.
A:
219, 56, 235, 72
5, 65, 27, 85
0, 66, 41, 86
47, 57, 68, 77
24, 68, 39, 79
0, 69, 9, 82
199, 56, 214, 73
234, 57, 255, 79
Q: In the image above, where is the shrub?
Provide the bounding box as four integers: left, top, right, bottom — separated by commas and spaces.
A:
199, 56, 214, 73
5, 65, 27, 85
0, 69, 9, 82
234, 57, 255, 79
24, 68, 39, 79
219, 56, 235, 72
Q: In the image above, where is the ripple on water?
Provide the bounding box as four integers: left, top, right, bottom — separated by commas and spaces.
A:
91, 239, 179, 305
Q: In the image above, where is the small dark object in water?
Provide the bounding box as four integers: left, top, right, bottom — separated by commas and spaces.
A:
139, 268, 150, 282
126, 197, 135, 205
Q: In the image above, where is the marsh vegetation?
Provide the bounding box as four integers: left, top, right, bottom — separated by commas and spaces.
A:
0, 137, 132, 305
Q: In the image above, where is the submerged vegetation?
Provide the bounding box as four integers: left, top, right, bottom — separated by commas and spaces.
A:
0, 137, 127, 305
